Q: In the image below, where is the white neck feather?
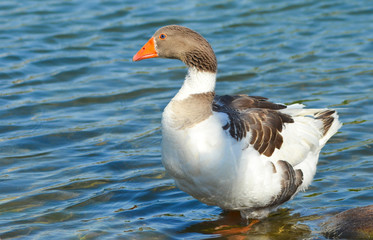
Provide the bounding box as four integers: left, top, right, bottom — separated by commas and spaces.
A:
173, 68, 216, 101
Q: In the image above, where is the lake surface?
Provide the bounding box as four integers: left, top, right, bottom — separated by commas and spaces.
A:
1, 0, 372, 239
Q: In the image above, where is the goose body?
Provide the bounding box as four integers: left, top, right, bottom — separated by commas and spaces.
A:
133, 25, 341, 219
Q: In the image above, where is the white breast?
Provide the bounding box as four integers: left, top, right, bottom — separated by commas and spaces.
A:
161, 111, 283, 210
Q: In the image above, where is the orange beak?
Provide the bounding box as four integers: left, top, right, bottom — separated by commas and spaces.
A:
133, 37, 158, 61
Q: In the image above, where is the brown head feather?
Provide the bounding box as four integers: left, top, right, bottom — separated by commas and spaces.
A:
153, 25, 217, 72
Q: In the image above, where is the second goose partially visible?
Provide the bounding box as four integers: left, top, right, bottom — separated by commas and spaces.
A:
133, 25, 341, 220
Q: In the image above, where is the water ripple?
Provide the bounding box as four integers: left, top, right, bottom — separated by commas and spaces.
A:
1, 0, 372, 239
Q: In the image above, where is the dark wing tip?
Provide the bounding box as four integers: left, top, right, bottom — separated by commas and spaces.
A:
269, 160, 303, 207
316, 110, 336, 135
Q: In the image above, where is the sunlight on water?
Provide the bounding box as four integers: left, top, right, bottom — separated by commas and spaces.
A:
1, 0, 372, 239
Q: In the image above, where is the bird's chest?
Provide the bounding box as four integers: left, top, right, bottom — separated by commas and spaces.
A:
161, 98, 244, 200
162, 115, 223, 175
162, 111, 241, 192
162, 118, 250, 210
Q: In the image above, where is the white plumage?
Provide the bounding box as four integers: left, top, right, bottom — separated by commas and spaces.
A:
161, 69, 341, 219
133, 25, 342, 219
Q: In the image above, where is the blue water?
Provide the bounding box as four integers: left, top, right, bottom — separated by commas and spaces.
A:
1, 0, 372, 239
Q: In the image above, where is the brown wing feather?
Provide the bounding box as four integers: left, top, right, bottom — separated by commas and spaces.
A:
213, 95, 294, 157
265, 160, 303, 208
315, 110, 336, 136
214, 94, 287, 110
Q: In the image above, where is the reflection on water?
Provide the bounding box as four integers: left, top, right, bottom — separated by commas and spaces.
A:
1, 0, 373, 239
183, 209, 314, 240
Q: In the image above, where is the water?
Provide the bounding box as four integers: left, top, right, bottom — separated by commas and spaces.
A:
1, 0, 372, 239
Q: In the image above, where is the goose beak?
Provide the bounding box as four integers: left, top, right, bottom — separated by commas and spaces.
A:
133, 37, 158, 61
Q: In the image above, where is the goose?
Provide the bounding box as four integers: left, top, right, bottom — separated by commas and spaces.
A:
133, 25, 341, 220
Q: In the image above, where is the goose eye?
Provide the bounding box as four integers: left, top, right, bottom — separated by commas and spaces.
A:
159, 33, 167, 40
